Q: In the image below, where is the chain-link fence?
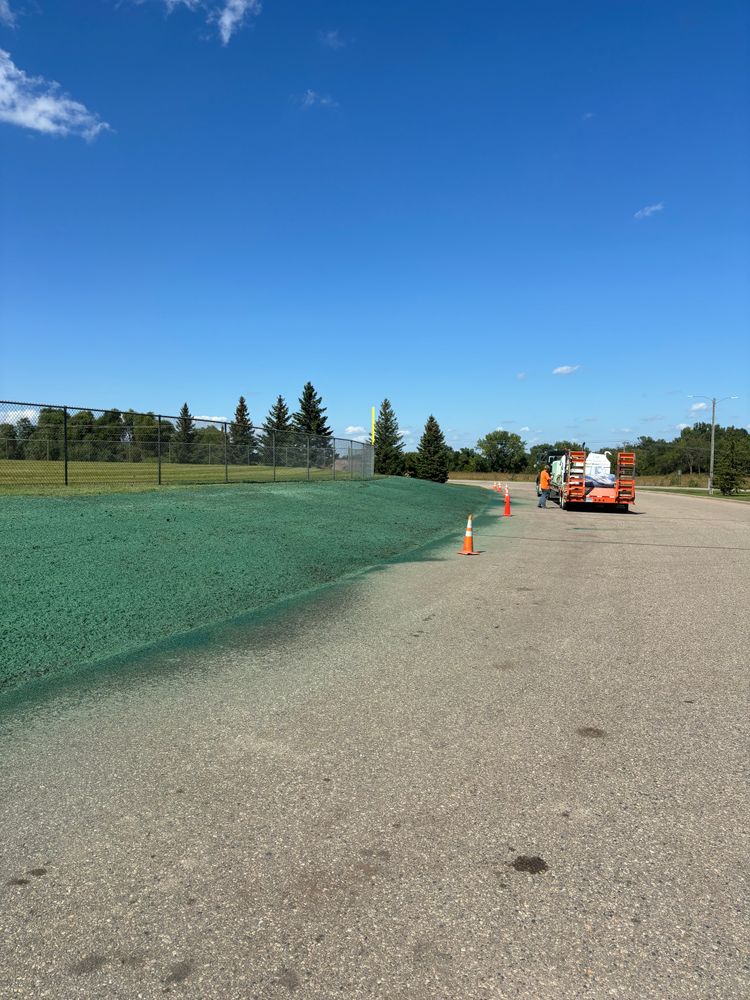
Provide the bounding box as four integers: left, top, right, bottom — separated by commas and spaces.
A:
0, 400, 374, 489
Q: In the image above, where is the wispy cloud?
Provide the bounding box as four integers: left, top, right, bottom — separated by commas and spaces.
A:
516, 372, 527, 381
300, 89, 337, 109
0, 1, 15, 28
164, 0, 201, 12
582, 111, 595, 120
690, 402, 708, 411
345, 425, 366, 435
520, 426, 530, 433
5, 407, 37, 424
214, 0, 262, 45
318, 28, 345, 49
0, 50, 110, 139
634, 202, 664, 220
676, 423, 689, 430
195, 415, 228, 422
553, 364, 580, 375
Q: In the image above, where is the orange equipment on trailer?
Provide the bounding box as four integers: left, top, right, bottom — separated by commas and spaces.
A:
548, 450, 636, 512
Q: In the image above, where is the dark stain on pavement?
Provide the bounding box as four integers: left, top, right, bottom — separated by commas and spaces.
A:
164, 960, 193, 984
511, 855, 549, 874
72, 954, 107, 975
275, 967, 300, 990
576, 726, 606, 738
6, 877, 30, 886
28, 867, 47, 877
360, 848, 391, 862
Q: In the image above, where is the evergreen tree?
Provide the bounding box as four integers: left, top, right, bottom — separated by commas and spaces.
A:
293, 382, 331, 437
262, 395, 292, 434
416, 415, 449, 483
174, 402, 195, 464
261, 395, 292, 465
374, 398, 405, 475
714, 437, 744, 495
230, 395, 256, 464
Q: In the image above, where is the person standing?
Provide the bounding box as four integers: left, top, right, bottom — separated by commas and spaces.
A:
538, 465, 551, 508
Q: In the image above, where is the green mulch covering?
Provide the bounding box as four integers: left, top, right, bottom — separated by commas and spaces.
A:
1, 478, 495, 695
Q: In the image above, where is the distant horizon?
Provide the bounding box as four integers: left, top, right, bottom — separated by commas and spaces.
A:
1, 391, 743, 454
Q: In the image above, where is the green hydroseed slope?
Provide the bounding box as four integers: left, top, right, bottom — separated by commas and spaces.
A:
1, 478, 493, 693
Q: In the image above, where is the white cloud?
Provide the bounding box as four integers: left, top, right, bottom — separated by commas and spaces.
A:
0, 1, 15, 28
0, 50, 109, 139
676, 423, 689, 430
553, 364, 580, 375
300, 89, 337, 109
634, 202, 664, 220
214, 0, 262, 45
345, 425, 366, 435
318, 28, 345, 49
520, 426, 530, 432
690, 402, 708, 411
164, 0, 201, 11
516, 372, 527, 380
195, 415, 228, 422
4, 407, 37, 424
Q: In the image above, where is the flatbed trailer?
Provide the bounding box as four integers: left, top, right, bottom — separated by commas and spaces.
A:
548, 450, 636, 511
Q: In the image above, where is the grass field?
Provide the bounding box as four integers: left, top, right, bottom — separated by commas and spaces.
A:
1, 477, 499, 696
0, 459, 360, 494
638, 486, 750, 501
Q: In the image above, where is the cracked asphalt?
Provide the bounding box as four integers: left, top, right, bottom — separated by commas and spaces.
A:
1, 484, 748, 999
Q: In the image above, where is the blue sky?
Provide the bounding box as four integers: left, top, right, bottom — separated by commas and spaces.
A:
1, 0, 748, 449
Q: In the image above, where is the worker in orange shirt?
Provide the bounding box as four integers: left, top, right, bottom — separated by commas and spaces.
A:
538, 465, 551, 508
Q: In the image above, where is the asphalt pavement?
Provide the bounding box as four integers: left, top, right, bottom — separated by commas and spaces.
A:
1, 484, 748, 999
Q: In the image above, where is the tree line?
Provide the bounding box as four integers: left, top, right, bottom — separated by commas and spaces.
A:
0, 383, 335, 465
374, 402, 750, 492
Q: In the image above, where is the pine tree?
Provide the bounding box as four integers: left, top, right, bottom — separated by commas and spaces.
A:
173, 402, 195, 463
293, 382, 331, 437
262, 395, 292, 434
374, 398, 405, 475
261, 395, 292, 465
230, 395, 256, 464
416, 415, 449, 483
714, 437, 744, 495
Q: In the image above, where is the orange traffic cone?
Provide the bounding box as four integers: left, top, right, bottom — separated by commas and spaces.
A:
458, 513, 479, 555
504, 486, 511, 517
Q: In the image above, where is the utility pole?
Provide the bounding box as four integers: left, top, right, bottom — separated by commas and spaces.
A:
708, 397, 716, 496
688, 394, 739, 495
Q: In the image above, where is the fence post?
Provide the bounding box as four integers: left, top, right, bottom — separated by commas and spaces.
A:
157, 416, 162, 485
223, 422, 228, 483
63, 407, 68, 486
349, 441, 353, 479
272, 432, 276, 482
306, 437, 311, 481
332, 439, 336, 480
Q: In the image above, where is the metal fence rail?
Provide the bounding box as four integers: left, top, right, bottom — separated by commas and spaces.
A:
0, 400, 374, 489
